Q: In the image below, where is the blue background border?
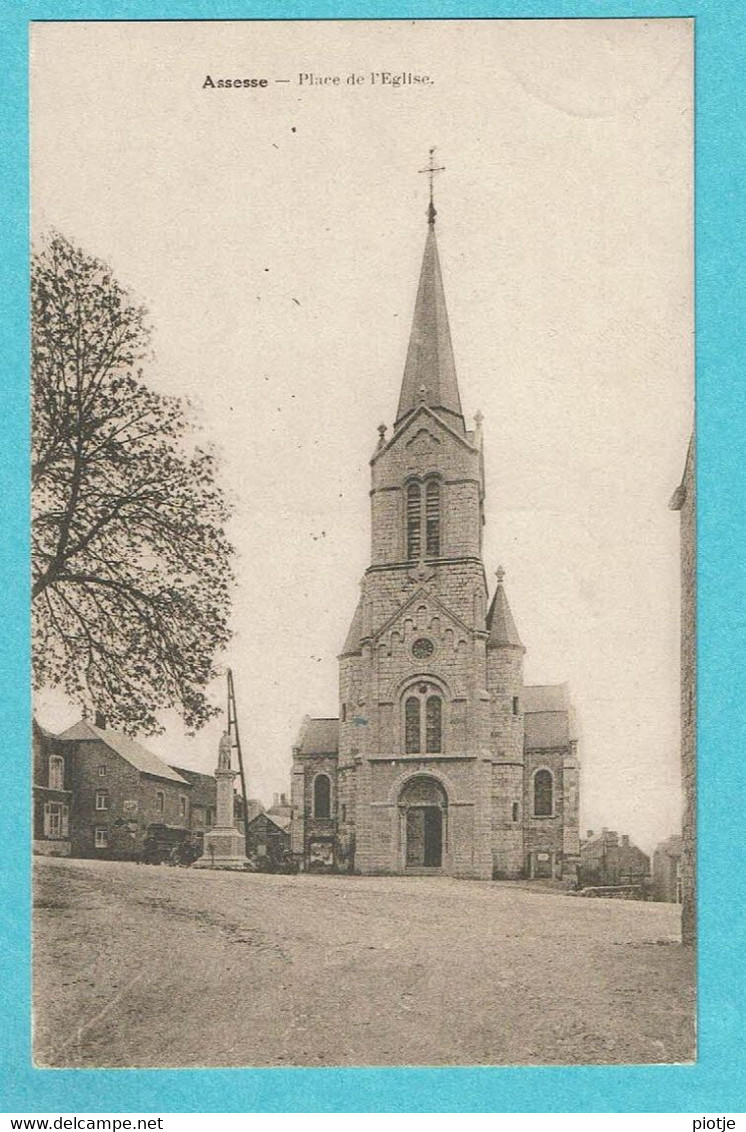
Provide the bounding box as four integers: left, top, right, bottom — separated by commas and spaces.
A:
2, 0, 744, 1113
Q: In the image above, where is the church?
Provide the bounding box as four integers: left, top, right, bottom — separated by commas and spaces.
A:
290, 175, 581, 882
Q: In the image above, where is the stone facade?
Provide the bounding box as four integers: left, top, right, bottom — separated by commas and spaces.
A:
59, 720, 192, 859
670, 437, 696, 945
291, 208, 580, 880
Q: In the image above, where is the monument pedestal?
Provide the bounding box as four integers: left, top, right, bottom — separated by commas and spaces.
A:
194, 825, 248, 870
194, 734, 249, 869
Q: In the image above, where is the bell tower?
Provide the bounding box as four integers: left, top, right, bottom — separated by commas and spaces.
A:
336, 155, 503, 879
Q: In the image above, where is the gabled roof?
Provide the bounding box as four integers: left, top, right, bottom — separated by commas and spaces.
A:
522, 684, 577, 749
486, 578, 524, 650
522, 685, 570, 714
58, 719, 189, 784
250, 811, 291, 834
295, 717, 339, 756
395, 222, 464, 432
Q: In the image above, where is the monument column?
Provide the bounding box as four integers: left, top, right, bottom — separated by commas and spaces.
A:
194, 731, 249, 869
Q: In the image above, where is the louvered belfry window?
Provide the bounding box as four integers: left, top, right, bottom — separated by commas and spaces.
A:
406, 482, 422, 559
425, 480, 440, 557
406, 479, 441, 560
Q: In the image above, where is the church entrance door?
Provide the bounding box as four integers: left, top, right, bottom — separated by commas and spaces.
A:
405, 806, 443, 867
400, 775, 447, 870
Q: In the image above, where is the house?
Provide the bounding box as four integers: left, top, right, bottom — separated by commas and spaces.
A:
246, 811, 291, 867
57, 715, 192, 859
652, 834, 683, 903
33, 719, 72, 857
579, 829, 650, 889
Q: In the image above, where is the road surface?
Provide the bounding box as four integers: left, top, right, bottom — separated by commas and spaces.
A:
33, 857, 695, 1068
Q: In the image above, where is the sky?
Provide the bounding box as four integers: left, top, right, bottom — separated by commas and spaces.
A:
31, 18, 693, 852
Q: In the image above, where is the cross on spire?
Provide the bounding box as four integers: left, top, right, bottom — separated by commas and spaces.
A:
418, 147, 445, 226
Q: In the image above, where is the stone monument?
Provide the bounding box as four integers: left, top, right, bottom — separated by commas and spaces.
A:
194, 730, 248, 869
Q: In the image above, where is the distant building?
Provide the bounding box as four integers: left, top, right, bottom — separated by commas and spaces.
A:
579, 829, 650, 889
246, 811, 291, 867
267, 792, 292, 822
670, 436, 695, 945
652, 834, 683, 904
33, 719, 72, 857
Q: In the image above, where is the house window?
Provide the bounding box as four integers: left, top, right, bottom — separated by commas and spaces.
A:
179, 795, 188, 821
406, 479, 441, 560
156, 790, 165, 814
404, 684, 443, 754
341, 803, 347, 822
95, 789, 109, 811
313, 774, 331, 819
48, 755, 64, 791
533, 770, 554, 817
97, 764, 107, 777
512, 696, 519, 716
512, 801, 520, 822
406, 482, 422, 559
94, 827, 108, 848
44, 802, 68, 838
206, 807, 215, 827
341, 703, 347, 722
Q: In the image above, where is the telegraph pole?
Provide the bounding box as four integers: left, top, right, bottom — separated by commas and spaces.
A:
227, 668, 251, 854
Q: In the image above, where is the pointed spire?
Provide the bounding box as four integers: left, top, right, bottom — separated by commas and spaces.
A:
486, 567, 524, 650
395, 213, 464, 431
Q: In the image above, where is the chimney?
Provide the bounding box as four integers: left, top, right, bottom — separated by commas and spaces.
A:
587, 829, 594, 839
621, 835, 630, 847
280, 793, 287, 806
94, 710, 107, 730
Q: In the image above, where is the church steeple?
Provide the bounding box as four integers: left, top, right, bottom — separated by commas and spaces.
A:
395, 153, 464, 432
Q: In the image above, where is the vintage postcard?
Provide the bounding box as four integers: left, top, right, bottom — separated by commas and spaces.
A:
30, 18, 694, 1069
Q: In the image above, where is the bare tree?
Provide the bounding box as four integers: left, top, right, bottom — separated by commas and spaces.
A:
32, 232, 234, 733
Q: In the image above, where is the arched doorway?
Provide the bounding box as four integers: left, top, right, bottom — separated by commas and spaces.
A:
399, 775, 447, 869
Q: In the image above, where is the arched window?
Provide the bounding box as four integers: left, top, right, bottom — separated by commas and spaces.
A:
533, 770, 553, 817
406, 482, 421, 559
425, 480, 440, 557
313, 774, 331, 819
404, 684, 443, 754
